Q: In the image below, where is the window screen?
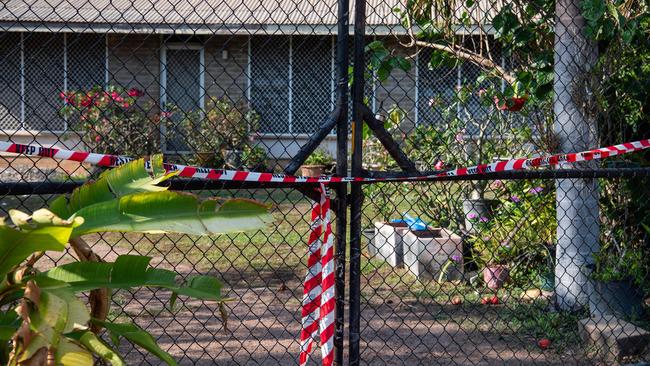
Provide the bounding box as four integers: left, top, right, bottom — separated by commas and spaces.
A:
250, 36, 290, 134
292, 36, 333, 134
0, 33, 22, 130
67, 34, 106, 90
23, 33, 64, 131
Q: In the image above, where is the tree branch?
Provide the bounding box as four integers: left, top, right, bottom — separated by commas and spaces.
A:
69, 237, 109, 334
414, 40, 517, 85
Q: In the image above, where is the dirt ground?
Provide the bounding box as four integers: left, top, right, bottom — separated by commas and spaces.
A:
36, 243, 608, 366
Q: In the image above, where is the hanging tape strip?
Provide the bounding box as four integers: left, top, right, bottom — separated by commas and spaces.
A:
1, 139, 649, 184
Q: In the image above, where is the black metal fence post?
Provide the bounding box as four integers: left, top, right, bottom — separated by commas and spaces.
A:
349, 0, 366, 363
333, 0, 350, 364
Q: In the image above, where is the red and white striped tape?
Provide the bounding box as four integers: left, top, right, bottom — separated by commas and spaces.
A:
2, 138, 650, 366
300, 184, 335, 366
1, 139, 649, 184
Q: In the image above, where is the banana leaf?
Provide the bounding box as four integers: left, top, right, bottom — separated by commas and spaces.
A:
65, 331, 125, 366
50, 154, 177, 219
93, 320, 177, 366
11, 281, 92, 366
37, 255, 223, 301
71, 191, 272, 237
0, 311, 20, 341
0, 213, 81, 278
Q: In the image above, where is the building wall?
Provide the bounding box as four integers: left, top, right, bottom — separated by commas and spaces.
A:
107, 34, 161, 104
204, 35, 248, 102
1, 32, 437, 162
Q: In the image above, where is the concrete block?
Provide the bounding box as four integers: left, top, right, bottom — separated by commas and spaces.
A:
579, 315, 650, 361
370, 222, 409, 267
403, 228, 463, 281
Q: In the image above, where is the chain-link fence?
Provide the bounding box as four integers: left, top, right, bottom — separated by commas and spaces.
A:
1, 0, 649, 365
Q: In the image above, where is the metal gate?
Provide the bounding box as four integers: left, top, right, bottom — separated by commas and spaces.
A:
1, 0, 649, 364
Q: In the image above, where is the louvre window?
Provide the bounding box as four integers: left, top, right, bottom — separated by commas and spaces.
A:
0, 33, 21, 130
0, 32, 106, 131
250, 35, 335, 135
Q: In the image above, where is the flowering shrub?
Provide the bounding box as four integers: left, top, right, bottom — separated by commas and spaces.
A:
178, 97, 259, 152
173, 97, 260, 167
470, 180, 556, 284
60, 85, 160, 157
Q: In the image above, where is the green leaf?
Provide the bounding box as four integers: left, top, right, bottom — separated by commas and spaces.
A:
71, 191, 272, 237
365, 40, 384, 52
0, 214, 77, 278
0, 311, 20, 340
37, 255, 223, 301
56, 339, 93, 366
376, 65, 390, 81
14, 285, 91, 365
65, 331, 125, 366
395, 56, 412, 72
50, 155, 178, 219
95, 320, 177, 366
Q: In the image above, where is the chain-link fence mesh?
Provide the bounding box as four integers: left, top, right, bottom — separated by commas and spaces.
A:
1, 0, 649, 364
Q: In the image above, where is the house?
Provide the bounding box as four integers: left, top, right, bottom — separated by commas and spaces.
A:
0, 0, 506, 163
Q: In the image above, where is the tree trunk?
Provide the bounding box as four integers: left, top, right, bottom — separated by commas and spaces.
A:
553, 0, 600, 311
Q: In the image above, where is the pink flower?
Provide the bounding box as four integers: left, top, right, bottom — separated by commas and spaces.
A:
477, 89, 487, 97
111, 91, 124, 103
490, 180, 504, 189
94, 135, 101, 142
467, 213, 478, 220
455, 129, 465, 143
161, 111, 173, 118
434, 160, 445, 170
127, 88, 144, 97
122, 102, 130, 108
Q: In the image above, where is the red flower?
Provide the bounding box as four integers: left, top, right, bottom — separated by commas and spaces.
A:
494, 96, 528, 112
110, 91, 124, 103
80, 97, 92, 107
122, 102, 131, 108
59, 91, 77, 106
508, 97, 527, 112
127, 88, 144, 97
537, 338, 551, 350
95, 135, 102, 142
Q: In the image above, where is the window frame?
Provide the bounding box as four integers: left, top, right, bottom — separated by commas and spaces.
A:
248, 35, 338, 137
